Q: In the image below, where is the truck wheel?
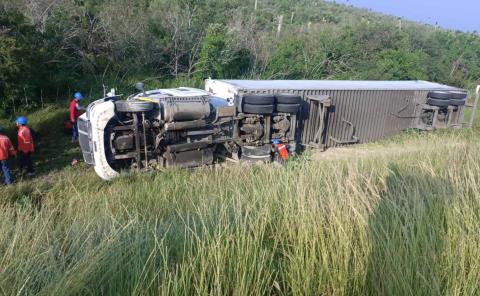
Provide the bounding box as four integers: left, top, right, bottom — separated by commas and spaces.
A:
276, 103, 300, 113
275, 94, 302, 104
115, 100, 154, 112
450, 91, 467, 100
241, 145, 272, 163
241, 155, 272, 164
450, 99, 466, 106
241, 145, 272, 157
428, 91, 452, 100
242, 94, 275, 105
242, 104, 274, 114
426, 98, 450, 107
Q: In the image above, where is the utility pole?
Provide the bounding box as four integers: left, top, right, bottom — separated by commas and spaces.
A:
469, 85, 480, 128
277, 15, 283, 38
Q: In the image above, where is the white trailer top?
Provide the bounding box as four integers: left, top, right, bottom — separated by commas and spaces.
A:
205, 79, 463, 92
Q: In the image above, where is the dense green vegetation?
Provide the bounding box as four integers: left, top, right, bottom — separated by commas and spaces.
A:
1, 0, 480, 114
0, 107, 479, 295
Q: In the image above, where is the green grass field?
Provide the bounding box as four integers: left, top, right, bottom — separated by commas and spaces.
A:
0, 107, 479, 295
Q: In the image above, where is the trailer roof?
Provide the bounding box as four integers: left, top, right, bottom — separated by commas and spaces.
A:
212, 80, 464, 91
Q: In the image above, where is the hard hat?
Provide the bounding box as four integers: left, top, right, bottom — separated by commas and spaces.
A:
16, 116, 28, 125
74, 92, 84, 100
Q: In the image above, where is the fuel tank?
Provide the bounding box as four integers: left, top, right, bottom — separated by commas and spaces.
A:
161, 101, 211, 122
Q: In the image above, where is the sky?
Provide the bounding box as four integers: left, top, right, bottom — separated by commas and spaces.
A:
329, 0, 480, 32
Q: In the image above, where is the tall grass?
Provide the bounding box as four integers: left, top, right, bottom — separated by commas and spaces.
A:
0, 109, 480, 295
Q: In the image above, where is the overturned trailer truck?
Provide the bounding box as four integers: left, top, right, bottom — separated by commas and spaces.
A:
78, 80, 477, 180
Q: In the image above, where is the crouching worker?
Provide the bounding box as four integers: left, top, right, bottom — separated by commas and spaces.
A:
16, 116, 35, 176
0, 128, 16, 185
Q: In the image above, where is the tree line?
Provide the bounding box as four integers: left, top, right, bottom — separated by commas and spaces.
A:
1, 0, 480, 114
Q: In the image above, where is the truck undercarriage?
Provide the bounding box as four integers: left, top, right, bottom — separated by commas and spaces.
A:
79, 86, 300, 180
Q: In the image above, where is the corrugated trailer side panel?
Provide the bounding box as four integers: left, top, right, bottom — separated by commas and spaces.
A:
238, 89, 426, 147
300, 89, 420, 147
234, 88, 423, 147
205, 80, 465, 148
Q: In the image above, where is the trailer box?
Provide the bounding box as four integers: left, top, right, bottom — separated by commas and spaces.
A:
205, 79, 467, 149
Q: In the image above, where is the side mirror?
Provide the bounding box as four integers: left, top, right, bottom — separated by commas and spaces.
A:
135, 82, 145, 94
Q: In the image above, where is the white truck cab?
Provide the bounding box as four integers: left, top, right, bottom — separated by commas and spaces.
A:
78, 86, 235, 180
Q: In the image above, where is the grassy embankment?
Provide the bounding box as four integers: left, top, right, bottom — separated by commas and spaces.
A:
0, 106, 479, 295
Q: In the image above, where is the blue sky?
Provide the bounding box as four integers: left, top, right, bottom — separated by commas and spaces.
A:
329, 0, 479, 32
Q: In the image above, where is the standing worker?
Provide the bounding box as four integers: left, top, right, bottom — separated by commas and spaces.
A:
70, 92, 85, 142
0, 127, 16, 185
16, 116, 35, 176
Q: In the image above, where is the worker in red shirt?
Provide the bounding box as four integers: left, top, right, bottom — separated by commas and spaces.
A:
16, 116, 35, 176
70, 92, 86, 142
0, 127, 16, 185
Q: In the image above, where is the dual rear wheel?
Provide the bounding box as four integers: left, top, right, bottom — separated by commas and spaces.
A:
426, 91, 467, 107
240, 94, 302, 114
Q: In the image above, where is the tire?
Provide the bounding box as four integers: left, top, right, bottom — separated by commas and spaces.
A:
450, 91, 467, 100
426, 98, 450, 107
242, 94, 275, 105
428, 91, 452, 100
241, 155, 271, 164
242, 104, 274, 114
276, 103, 300, 113
275, 94, 302, 104
450, 99, 466, 106
242, 145, 271, 157
115, 100, 154, 112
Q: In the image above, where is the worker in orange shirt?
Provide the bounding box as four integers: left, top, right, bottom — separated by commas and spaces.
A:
70, 92, 85, 142
16, 116, 35, 176
0, 127, 16, 185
